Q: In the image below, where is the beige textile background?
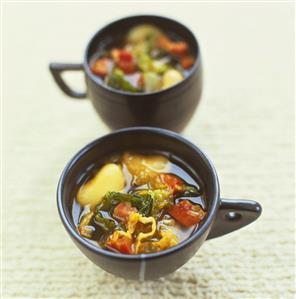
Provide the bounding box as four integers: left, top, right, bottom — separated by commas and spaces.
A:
2, 2, 295, 299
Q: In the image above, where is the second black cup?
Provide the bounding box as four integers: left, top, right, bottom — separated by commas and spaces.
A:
49, 15, 202, 132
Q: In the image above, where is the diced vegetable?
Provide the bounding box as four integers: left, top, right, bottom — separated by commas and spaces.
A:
143, 72, 162, 92
157, 35, 188, 56
98, 191, 153, 217
160, 173, 183, 193
168, 200, 206, 227
136, 53, 153, 72
123, 152, 168, 185
152, 59, 170, 74
118, 50, 133, 62
159, 173, 200, 196
106, 68, 140, 92
136, 189, 173, 217
94, 212, 116, 233
77, 163, 125, 208
91, 58, 111, 77
157, 35, 173, 52
112, 49, 136, 74
117, 60, 136, 74
111, 48, 120, 61
137, 229, 179, 253
132, 41, 150, 56
153, 229, 179, 250
162, 69, 183, 89
127, 212, 156, 253
106, 231, 133, 254
169, 41, 188, 56
180, 56, 195, 69
113, 202, 138, 223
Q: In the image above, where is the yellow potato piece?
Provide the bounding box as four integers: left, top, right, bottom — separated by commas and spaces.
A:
162, 69, 184, 89
77, 163, 125, 208
123, 152, 168, 185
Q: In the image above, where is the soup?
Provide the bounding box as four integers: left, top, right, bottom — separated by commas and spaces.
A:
90, 24, 195, 93
73, 152, 206, 254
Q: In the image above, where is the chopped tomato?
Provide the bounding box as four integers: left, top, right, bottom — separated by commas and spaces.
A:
106, 235, 133, 254
169, 41, 188, 56
160, 173, 183, 194
180, 56, 194, 69
168, 200, 206, 227
91, 58, 110, 77
118, 50, 133, 62
113, 202, 137, 223
110, 49, 135, 73
117, 60, 136, 74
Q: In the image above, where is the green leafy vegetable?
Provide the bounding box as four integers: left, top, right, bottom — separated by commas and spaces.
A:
135, 189, 173, 217
106, 68, 140, 92
78, 211, 94, 239
94, 212, 116, 233
182, 185, 201, 197
97, 191, 153, 217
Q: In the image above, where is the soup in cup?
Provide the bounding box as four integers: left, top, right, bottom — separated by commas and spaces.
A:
49, 15, 202, 132
57, 127, 262, 280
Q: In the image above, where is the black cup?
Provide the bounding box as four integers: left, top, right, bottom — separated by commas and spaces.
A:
49, 15, 202, 132
57, 127, 262, 280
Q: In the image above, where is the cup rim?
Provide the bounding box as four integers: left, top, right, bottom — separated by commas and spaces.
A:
82, 14, 201, 97
57, 127, 220, 260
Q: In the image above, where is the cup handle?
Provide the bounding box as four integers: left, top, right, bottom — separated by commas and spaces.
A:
49, 63, 87, 99
206, 198, 262, 240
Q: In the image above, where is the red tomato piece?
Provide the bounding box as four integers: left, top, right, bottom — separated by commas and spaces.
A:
106, 236, 133, 254
168, 200, 206, 227
180, 56, 195, 69
160, 173, 183, 194
118, 50, 133, 62
91, 58, 110, 77
117, 60, 136, 74
113, 202, 137, 223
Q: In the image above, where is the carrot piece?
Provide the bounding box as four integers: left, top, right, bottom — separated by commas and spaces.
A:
169, 41, 188, 56
91, 58, 110, 77
180, 56, 195, 69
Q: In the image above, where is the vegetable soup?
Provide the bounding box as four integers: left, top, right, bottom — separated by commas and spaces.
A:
90, 24, 195, 93
73, 152, 207, 254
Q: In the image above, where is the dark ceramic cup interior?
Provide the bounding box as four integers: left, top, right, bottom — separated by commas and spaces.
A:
57, 127, 262, 280
49, 15, 203, 132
